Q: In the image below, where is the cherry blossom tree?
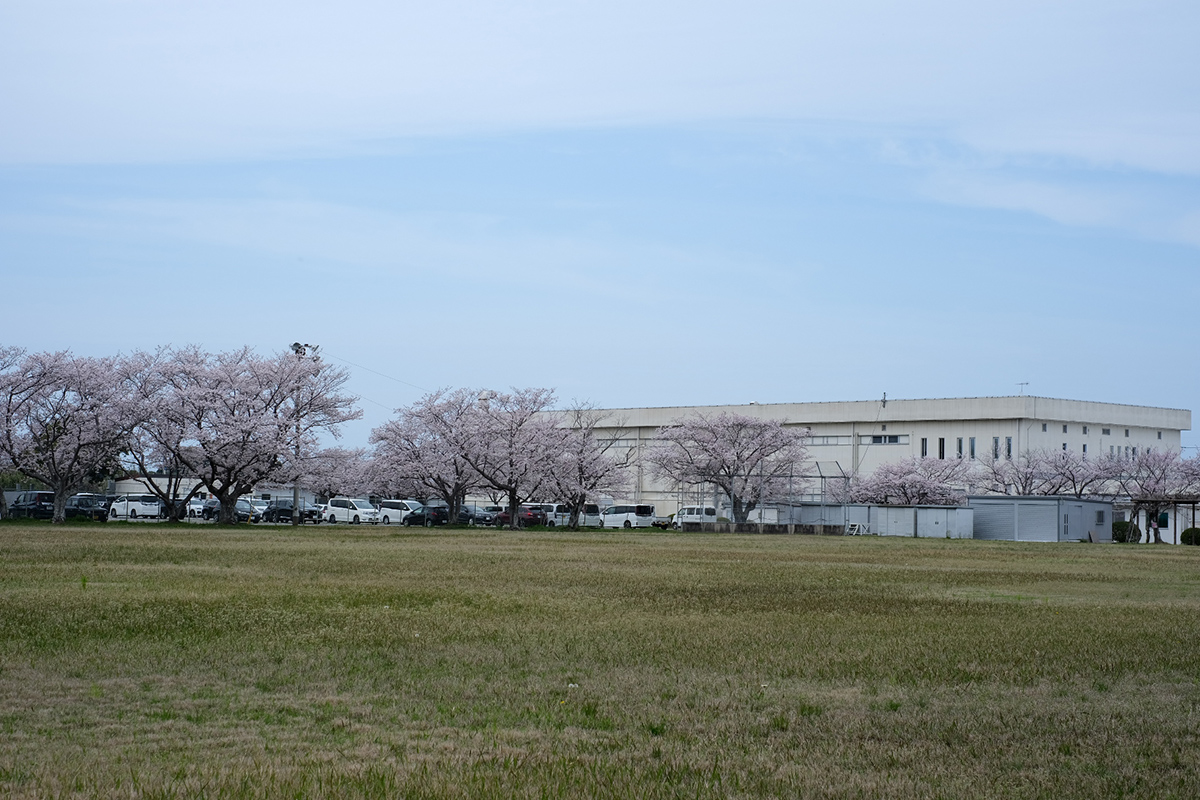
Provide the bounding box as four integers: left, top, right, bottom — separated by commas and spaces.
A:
454, 388, 563, 529
848, 457, 972, 506
545, 401, 634, 529
1043, 449, 1121, 498
139, 346, 360, 524
116, 348, 207, 521
303, 447, 371, 501
976, 449, 1058, 496
0, 349, 134, 524
369, 388, 479, 523
647, 412, 810, 524
1114, 449, 1197, 544
0, 345, 23, 520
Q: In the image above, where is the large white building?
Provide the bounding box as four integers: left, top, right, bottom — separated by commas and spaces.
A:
590, 396, 1192, 514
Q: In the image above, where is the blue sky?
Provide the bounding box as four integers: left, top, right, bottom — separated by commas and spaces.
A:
2, 0, 1198, 448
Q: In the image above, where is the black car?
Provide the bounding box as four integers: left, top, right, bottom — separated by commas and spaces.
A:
201, 497, 261, 523
404, 505, 450, 526
9, 491, 55, 519
64, 493, 109, 521
262, 499, 323, 523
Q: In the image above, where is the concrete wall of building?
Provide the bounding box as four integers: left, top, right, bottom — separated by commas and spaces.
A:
582, 396, 1190, 517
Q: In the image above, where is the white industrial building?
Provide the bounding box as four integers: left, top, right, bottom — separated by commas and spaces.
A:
589, 396, 1191, 516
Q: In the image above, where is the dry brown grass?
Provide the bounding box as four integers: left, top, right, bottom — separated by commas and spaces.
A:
2, 522, 1199, 797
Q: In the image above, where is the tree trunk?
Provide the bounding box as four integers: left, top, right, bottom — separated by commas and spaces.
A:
216, 493, 239, 525
52, 490, 69, 525
0, 490, 8, 520
507, 489, 520, 530
731, 495, 749, 524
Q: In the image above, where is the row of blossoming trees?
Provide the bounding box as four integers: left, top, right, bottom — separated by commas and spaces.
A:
0, 345, 361, 524
0, 345, 809, 529
368, 401, 814, 528
3, 343, 1197, 537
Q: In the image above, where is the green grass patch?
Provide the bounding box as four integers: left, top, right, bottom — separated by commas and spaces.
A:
2, 523, 1200, 797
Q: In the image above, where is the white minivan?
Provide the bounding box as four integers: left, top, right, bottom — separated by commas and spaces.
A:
109, 494, 164, 520
531, 503, 603, 527
600, 504, 657, 529
672, 506, 717, 529
377, 499, 422, 525
324, 497, 380, 524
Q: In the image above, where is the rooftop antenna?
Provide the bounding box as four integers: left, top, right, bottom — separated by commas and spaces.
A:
1017, 382, 1029, 396
881, 392, 886, 408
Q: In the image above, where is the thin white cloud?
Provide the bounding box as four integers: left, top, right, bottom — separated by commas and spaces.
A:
2, 0, 1197, 173
920, 168, 1200, 248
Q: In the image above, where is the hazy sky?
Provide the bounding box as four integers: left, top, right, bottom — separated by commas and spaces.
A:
2, 0, 1198, 448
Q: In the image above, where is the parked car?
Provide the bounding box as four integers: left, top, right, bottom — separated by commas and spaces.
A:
672, 506, 718, 529
262, 499, 323, 523
495, 505, 549, 527
530, 502, 601, 527
463, 505, 496, 525
65, 493, 109, 521
404, 503, 450, 526
201, 497, 261, 523
201, 498, 221, 520
600, 504, 658, 528
109, 494, 165, 520
187, 498, 206, 518
324, 497, 380, 525
9, 491, 56, 519
377, 499, 422, 525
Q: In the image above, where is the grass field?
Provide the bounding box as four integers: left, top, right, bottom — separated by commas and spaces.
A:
2, 520, 1199, 798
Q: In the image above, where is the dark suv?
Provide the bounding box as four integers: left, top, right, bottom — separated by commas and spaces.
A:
404, 505, 450, 526
65, 493, 110, 521
495, 505, 549, 527
9, 491, 55, 519
262, 499, 323, 523
202, 498, 261, 523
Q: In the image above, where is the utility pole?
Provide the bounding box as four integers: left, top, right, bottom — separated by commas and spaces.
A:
290, 342, 317, 527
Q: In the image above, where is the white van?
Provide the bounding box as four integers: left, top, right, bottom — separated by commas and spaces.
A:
672, 506, 717, 529
324, 497, 380, 524
534, 503, 602, 527
377, 499, 422, 525
600, 504, 657, 529
109, 495, 164, 520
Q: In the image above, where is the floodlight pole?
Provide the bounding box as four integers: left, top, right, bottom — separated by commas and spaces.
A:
290, 342, 317, 527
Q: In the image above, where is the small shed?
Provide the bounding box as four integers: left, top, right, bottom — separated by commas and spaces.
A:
967, 496, 1113, 543
782, 503, 974, 538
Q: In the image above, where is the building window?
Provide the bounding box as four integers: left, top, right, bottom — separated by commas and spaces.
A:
993, 437, 1000, 459
1042, 423, 1048, 432
957, 437, 963, 458
921, 437, 928, 457
810, 435, 853, 446
1133, 447, 1138, 456
1082, 444, 1087, 455
1005, 436, 1012, 460
1103, 428, 1110, 435
1125, 429, 1130, 437
861, 435, 907, 445
939, 437, 946, 460
1063, 443, 1068, 451
969, 437, 976, 459
1096, 510, 1105, 525
1083, 426, 1089, 435
881, 424, 887, 431
1158, 431, 1162, 440
1063, 424, 1068, 433
1110, 446, 1115, 455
